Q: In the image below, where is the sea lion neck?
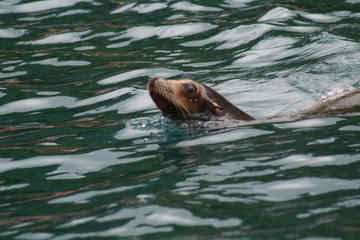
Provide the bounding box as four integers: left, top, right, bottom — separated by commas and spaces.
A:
200, 84, 255, 121
148, 78, 255, 121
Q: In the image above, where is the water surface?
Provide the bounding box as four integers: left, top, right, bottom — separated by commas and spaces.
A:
1, 0, 360, 239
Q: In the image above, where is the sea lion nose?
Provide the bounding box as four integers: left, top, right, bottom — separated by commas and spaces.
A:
149, 78, 158, 86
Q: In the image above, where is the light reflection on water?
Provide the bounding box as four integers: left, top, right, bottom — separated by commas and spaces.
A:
0, 0, 360, 239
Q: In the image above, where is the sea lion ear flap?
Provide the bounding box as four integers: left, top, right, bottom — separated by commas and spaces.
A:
210, 99, 224, 116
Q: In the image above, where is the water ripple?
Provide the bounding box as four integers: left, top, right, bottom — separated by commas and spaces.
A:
98, 68, 182, 85
0, 0, 93, 14
172, 1, 223, 12
30, 58, 90, 66
17, 30, 91, 45
110, 22, 217, 42
204, 177, 360, 202
183, 24, 272, 49
0, 28, 27, 38
53, 205, 241, 239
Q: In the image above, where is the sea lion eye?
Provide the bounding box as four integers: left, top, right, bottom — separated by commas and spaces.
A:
185, 84, 196, 95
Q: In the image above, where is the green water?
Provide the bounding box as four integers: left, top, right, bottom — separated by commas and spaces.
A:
1, 0, 360, 239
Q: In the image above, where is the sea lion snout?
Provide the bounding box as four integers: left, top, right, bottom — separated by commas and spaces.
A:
148, 77, 159, 87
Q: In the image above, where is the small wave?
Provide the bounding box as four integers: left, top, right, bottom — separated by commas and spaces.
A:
320, 87, 355, 101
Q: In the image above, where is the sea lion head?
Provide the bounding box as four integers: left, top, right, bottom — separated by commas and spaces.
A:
148, 78, 224, 120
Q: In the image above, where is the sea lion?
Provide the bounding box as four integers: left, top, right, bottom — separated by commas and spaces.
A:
148, 78, 360, 121
148, 78, 255, 121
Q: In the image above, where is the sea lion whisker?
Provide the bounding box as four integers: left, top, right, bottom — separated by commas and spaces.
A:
158, 84, 191, 116
159, 87, 178, 111
171, 95, 192, 116
171, 95, 191, 115
157, 85, 183, 115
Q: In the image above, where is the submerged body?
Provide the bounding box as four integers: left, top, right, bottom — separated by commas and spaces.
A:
274, 88, 360, 120
148, 78, 360, 122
